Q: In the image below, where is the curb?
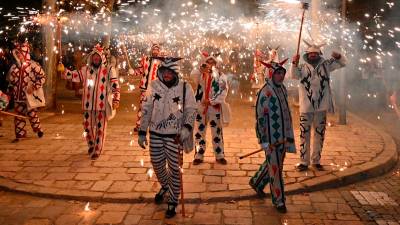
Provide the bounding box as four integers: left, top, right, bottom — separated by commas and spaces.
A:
0, 112, 397, 203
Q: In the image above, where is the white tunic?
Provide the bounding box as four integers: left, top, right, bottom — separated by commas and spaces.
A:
140, 79, 197, 136
289, 56, 346, 113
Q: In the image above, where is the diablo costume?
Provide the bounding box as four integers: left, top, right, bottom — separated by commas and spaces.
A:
251, 47, 280, 89
289, 41, 346, 171
133, 44, 162, 131
8, 42, 45, 140
138, 57, 197, 218
249, 59, 295, 213
193, 52, 230, 165
64, 45, 120, 160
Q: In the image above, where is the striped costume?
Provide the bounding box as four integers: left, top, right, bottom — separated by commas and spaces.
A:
8, 42, 45, 139
139, 58, 196, 212
64, 45, 120, 159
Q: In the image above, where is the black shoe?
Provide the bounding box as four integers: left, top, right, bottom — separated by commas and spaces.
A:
154, 187, 168, 204
11, 138, 19, 143
37, 131, 44, 138
90, 153, 99, 160
276, 204, 287, 213
193, 158, 203, 165
295, 164, 308, 172
249, 180, 265, 197
165, 203, 177, 218
312, 164, 324, 171
88, 147, 94, 155
216, 158, 227, 165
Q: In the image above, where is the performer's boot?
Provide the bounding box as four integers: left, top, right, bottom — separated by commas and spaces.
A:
88, 147, 94, 155
249, 180, 265, 197
165, 202, 177, 218
154, 187, 168, 204
37, 131, 44, 138
276, 203, 287, 213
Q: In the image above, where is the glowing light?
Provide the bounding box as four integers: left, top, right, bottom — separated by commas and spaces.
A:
84, 202, 91, 211
147, 168, 154, 178
140, 159, 144, 167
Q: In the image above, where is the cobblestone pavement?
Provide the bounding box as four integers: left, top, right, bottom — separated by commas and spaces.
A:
0, 97, 396, 202
0, 163, 399, 225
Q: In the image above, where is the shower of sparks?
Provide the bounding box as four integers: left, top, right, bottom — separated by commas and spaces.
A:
0, 0, 398, 120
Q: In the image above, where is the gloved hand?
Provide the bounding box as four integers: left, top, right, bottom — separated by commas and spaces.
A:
179, 127, 191, 142
260, 143, 270, 153
138, 135, 148, 149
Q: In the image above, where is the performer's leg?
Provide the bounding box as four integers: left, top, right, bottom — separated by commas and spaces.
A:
249, 159, 269, 195
149, 134, 169, 189
267, 146, 286, 206
209, 107, 225, 160
92, 111, 107, 159
83, 111, 95, 154
299, 112, 313, 166
164, 137, 180, 205
93, 111, 107, 157
135, 91, 146, 130
14, 102, 27, 139
27, 108, 43, 137
311, 111, 327, 165
194, 112, 208, 161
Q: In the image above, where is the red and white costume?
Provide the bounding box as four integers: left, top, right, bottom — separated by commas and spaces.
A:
133, 44, 162, 130
8, 42, 45, 139
64, 45, 120, 159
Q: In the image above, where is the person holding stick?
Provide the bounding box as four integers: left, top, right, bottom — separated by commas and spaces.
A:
7, 41, 46, 142
290, 41, 346, 171
138, 57, 197, 218
248, 59, 296, 214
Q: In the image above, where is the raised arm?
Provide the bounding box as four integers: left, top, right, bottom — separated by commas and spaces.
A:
109, 67, 121, 104
289, 55, 302, 80
326, 51, 347, 72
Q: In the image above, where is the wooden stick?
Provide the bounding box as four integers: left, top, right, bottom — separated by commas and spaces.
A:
295, 3, 309, 61
178, 145, 185, 217
0, 111, 28, 120
239, 139, 291, 159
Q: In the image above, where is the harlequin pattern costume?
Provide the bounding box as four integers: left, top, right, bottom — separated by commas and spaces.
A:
192, 52, 230, 164
133, 44, 162, 131
250, 59, 295, 213
64, 45, 120, 159
7, 42, 45, 140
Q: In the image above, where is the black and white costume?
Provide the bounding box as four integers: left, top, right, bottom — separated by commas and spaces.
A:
289, 41, 346, 168
138, 57, 196, 218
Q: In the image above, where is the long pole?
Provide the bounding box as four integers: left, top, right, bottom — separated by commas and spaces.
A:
296, 10, 306, 56
338, 0, 347, 124
178, 147, 185, 216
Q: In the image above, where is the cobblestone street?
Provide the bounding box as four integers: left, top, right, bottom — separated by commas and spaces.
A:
0, 94, 398, 224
